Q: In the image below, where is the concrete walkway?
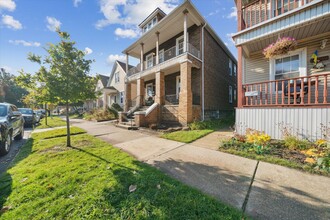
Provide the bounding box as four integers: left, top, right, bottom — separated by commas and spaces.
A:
71, 119, 330, 220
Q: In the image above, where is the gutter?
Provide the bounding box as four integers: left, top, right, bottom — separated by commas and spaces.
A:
201, 22, 207, 121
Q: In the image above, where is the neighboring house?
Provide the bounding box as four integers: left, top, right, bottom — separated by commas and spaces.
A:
107, 60, 136, 109
84, 74, 111, 110
123, 0, 237, 126
233, 0, 330, 140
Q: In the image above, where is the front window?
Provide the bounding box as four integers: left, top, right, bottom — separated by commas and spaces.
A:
115, 72, 120, 83
159, 49, 164, 63
120, 92, 124, 104
273, 0, 297, 16
0, 105, 7, 117
146, 54, 154, 68
176, 36, 184, 55
270, 48, 307, 91
233, 64, 237, 76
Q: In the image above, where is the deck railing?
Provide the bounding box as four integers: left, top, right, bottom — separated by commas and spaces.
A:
127, 43, 200, 77
241, 0, 315, 29
243, 72, 330, 107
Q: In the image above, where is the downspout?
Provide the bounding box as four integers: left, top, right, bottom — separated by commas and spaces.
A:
201, 23, 207, 121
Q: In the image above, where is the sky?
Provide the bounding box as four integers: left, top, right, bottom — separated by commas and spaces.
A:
0, 0, 238, 77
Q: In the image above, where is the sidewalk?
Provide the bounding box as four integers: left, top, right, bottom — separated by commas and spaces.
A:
71, 119, 330, 220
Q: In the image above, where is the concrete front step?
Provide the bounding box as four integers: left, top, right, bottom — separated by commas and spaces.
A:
115, 123, 139, 130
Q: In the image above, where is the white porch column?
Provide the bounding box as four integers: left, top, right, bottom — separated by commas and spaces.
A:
126, 53, 129, 73
140, 43, 144, 71
183, 9, 188, 53
156, 32, 160, 65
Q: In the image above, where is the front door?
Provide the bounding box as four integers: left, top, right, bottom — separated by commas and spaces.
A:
146, 83, 154, 98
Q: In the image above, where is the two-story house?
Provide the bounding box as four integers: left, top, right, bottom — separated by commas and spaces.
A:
122, 0, 237, 127
107, 60, 136, 109
233, 0, 330, 140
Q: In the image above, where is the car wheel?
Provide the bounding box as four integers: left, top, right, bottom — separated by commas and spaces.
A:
0, 132, 12, 156
14, 125, 24, 140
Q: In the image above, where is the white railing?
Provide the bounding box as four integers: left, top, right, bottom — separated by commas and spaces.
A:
127, 43, 200, 77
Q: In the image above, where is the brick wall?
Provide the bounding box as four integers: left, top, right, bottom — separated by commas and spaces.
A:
203, 30, 237, 111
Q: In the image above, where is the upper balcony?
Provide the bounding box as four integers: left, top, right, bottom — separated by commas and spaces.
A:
127, 42, 200, 79
241, 0, 315, 30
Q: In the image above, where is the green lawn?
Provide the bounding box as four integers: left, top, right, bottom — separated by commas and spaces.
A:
162, 130, 213, 143
36, 116, 66, 129
0, 128, 244, 219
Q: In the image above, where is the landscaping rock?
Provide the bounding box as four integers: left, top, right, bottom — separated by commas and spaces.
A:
182, 126, 190, 131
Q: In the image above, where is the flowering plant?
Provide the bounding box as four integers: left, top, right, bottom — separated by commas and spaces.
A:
263, 37, 297, 59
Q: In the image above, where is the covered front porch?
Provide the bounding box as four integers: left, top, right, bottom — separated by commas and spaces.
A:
125, 59, 202, 125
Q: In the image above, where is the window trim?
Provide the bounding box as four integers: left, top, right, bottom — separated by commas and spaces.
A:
229, 85, 233, 104
269, 47, 307, 81
146, 53, 154, 68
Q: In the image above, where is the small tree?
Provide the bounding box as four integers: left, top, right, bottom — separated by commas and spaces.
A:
24, 30, 96, 146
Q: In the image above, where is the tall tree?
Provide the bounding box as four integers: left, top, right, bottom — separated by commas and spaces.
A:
22, 29, 96, 146
0, 68, 28, 107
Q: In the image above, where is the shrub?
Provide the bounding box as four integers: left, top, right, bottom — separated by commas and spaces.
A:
284, 136, 312, 150
189, 114, 235, 131
111, 103, 123, 112
84, 108, 116, 121
245, 129, 271, 147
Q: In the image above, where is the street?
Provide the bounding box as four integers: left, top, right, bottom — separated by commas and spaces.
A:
0, 127, 32, 173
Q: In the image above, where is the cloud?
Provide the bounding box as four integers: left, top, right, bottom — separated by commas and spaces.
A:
114, 28, 138, 39
95, 0, 179, 36
73, 0, 82, 7
207, 9, 220, 17
46, 16, 61, 32
0, 0, 16, 11
1, 15, 22, 30
9, 40, 41, 47
84, 47, 93, 55
107, 54, 126, 64
227, 7, 237, 20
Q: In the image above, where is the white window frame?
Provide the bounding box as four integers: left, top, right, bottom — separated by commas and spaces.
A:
176, 35, 184, 56
159, 49, 164, 63
146, 53, 154, 68
229, 85, 233, 104
176, 76, 181, 99
115, 72, 120, 83
229, 59, 232, 76
269, 48, 307, 92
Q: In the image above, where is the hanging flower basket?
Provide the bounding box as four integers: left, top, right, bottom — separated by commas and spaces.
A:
263, 37, 298, 59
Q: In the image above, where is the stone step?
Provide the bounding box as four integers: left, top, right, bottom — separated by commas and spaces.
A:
115, 123, 139, 130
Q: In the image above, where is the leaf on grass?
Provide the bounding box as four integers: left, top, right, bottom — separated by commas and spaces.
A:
0, 206, 12, 213
21, 177, 28, 182
157, 184, 161, 189
129, 185, 137, 192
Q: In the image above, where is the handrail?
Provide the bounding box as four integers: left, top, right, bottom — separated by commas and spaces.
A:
242, 72, 330, 107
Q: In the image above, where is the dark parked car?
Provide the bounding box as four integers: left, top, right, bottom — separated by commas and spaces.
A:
18, 108, 37, 126
0, 103, 24, 156
34, 109, 45, 119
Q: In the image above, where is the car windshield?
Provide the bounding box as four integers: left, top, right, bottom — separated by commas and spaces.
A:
0, 105, 8, 117
19, 109, 33, 114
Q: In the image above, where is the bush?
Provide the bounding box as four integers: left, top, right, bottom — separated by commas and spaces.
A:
84, 108, 116, 121
111, 103, 123, 112
284, 136, 312, 150
189, 114, 235, 131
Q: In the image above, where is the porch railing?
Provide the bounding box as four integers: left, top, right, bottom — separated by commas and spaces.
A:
241, 0, 315, 29
127, 43, 200, 77
242, 72, 330, 107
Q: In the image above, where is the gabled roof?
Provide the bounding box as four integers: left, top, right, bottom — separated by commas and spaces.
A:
97, 74, 110, 87
107, 60, 131, 88
117, 60, 134, 72
138, 7, 166, 28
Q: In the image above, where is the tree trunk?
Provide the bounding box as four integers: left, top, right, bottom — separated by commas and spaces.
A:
66, 101, 71, 147
45, 103, 48, 126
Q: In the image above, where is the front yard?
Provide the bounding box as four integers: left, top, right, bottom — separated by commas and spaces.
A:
220, 130, 329, 176
0, 127, 244, 219
36, 116, 66, 129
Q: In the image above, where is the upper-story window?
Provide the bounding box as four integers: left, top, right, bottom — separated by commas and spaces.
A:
159, 49, 164, 63
176, 36, 184, 55
115, 72, 120, 83
233, 63, 237, 76
146, 54, 154, 68
229, 59, 232, 76
142, 17, 158, 33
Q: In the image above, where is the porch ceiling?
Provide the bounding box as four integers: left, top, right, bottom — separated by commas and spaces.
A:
243, 17, 330, 56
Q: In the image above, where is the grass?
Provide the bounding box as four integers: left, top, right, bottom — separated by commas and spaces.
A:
0, 127, 244, 219
36, 116, 66, 129
162, 130, 213, 143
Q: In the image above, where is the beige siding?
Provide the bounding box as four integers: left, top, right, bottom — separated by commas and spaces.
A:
109, 64, 126, 93
244, 34, 330, 84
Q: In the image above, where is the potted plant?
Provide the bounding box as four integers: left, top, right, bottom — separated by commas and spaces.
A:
263, 37, 297, 59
